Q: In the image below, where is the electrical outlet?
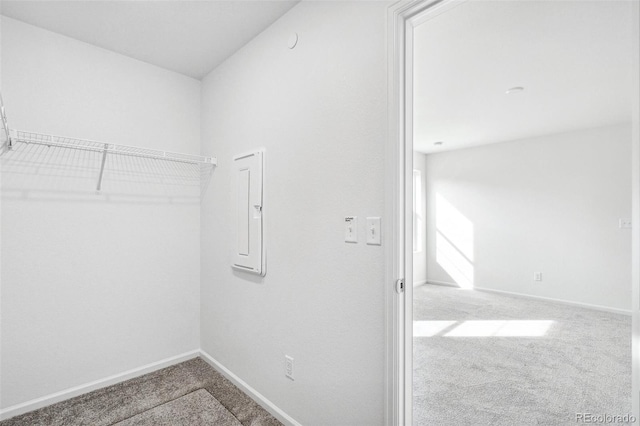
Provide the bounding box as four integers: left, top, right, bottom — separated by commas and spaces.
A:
285, 355, 294, 380
534, 272, 542, 282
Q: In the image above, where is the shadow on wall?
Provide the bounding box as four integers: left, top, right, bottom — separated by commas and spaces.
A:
0, 141, 213, 204
435, 193, 475, 288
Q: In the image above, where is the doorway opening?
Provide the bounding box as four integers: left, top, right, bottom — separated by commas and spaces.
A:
388, 0, 640, 424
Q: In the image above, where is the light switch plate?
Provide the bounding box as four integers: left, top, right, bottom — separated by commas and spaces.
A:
619, 218, 632, 229
345, 216, 358, 243
366, 217, 381, 245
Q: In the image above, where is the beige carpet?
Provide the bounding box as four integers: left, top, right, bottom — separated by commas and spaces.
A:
413, 284, 632, 426
1, 358, 281, 426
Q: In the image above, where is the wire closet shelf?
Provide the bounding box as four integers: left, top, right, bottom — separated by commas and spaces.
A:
0, 96, 216, 192
9, 130, 216, 166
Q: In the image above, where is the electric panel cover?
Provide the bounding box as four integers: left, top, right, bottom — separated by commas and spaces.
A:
232, 150, 265, 276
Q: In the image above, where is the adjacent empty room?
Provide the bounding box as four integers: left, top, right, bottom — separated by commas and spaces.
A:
411, 2, 635, 425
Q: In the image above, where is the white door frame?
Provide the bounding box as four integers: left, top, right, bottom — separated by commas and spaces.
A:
386, 0, 640, 424
386, 1, 465, 424
630, 0, 640, 418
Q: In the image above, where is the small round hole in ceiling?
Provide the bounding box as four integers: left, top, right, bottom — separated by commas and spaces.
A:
288, 33, 298, 49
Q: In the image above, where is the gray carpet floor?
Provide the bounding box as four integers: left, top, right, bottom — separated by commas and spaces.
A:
0, 357, 282, 426
413, 284, 632, 426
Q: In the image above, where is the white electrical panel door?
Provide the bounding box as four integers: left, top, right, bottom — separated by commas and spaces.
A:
232, 150, 265, 276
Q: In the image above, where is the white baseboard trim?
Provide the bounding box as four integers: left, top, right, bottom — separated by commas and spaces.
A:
425, 279, 459, 288
423, 281, 632, 316
199, 349, 301, 426
413, 279, 428, 287
0, 349, 200, 421
474, 286, 632, 316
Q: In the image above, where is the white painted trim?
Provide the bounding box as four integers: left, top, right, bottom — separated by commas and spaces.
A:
413, 279, 428, 287
425, 279, 458, 288
198, 350, 302, 426
386, 3, 409, 425
631, 0, 640, 419
476, 286, 632, 316
0, 350, 200, 421
422, 281, 632, 316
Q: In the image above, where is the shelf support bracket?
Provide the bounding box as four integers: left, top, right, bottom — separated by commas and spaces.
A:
1, 95, 12, 151
96, 143, 109, 191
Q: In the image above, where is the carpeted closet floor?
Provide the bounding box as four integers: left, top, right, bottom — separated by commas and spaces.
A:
413, 284, 632, 426
0, 358, 282, 426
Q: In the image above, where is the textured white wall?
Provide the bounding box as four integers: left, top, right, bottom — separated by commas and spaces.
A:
0, 17, 201, 408
413, 152, 427, 285
425, 124, 632, 311
200, 2, 388, 424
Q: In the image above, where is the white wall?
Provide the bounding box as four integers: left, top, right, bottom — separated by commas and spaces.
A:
413, 152, 427, 285
424, 124, 632, 311
0, 17, 201, 408
200, 2, 388, 425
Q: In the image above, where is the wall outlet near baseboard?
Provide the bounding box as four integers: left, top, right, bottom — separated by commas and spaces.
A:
285, 355, 294, 380
534, 272, 542, 282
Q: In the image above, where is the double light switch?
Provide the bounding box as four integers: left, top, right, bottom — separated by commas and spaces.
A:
344, 216, 381, 245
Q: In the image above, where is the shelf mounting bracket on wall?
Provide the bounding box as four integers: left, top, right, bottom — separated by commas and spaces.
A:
96, 143, 109, 191
0, 93, 12, 151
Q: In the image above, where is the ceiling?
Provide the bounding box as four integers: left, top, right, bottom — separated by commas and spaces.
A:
414, 1, 635, 154
1, 0, 300, 79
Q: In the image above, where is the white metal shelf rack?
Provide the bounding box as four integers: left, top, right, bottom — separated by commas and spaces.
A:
0, 95, 216, 192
